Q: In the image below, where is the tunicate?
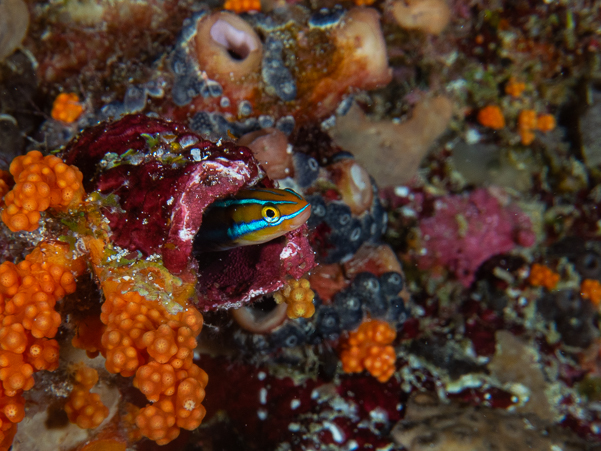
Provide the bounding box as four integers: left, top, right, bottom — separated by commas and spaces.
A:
0, 0, 29, 62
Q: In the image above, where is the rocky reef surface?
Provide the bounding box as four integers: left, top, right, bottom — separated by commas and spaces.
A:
1, 0, 601, 450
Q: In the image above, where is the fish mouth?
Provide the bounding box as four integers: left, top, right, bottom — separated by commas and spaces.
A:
288, 203, 312, 230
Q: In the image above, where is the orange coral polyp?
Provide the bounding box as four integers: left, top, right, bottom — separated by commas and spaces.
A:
0, 324, 27, 354
26, 338, 59, 371
477, 105, 505, 130
135, 400, 180, 445
536, 114, 556, 132
0, 263, 20, 298
105, 346, 141, 377
0, 171, 12, 201
339, 319, 397, 383
518, 109, 537, 130
51, 93, 84, 124
65, 387, 109, 429
223, 0, 260, 14
65, 365, 109, 430
581, 279, 601, 305
1, 150, 85, 232
273, 278, 316, 319
175, 377, 207, 430
0, 352, 34, 394
0, 396, 24, 424
142, 324, 179, 364
134, 362, 177, 402
505, 78, 526, 97
74, 365, 100, 390
528, 263, 559, 290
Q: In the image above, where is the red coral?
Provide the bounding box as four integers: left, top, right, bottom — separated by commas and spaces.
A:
62, 115, 315, 310
416, 188, 535, 286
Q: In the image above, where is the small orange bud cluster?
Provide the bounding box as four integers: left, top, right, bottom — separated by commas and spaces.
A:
1, 150, 85, 232
0, 171, 12, 201
51, 93, 84, 124
477, 105, 505, 130
273, 277, 316, 319
528, 263, 560, 290
99, 283, 207, 445
65, 365, 109, 429
581, 279, 601, 306
518, 110, 556, 145
223, 0, 260, 14
339, 319, 397, 383
505, 78, 526, 97
0, 242, 82, 449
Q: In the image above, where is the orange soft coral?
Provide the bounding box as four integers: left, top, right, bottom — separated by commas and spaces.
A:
65, 366, 109, 429
528, 263, 559, 290
536, 114, 556, 132
0, 324, 27, 354
73, 365, 100, 390
0, 171, 12, 201
505, 78, 526, 97
0, 242, 83, 448
517, 109, 537, 145
0, 352, 34, 394
51, 93, 84, 123
518, 109, 537, 130
25, 338, 59, 371
1, 150, 85, 232
339, 319, 397, 383
100, 290, 164, 377
223, 0, 260, 14
141, 324, 179, 364
135, 398, 180, 445
97, 281, 206, 445
134, 361, 177, 402
174, 377, 206, 430
273, 277, 316, 319
581, 279, 601, 306
65, 387, 109, 429
0, 390, 24, 449
477, 105, 505, 130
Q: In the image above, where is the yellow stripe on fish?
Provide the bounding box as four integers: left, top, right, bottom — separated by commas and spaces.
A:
194, 188, 312, 251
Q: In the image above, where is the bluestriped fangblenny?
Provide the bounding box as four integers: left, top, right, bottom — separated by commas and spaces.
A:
194, 188, 311, 251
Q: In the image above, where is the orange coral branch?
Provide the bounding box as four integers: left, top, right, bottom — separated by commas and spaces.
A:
0, 241, 83, 449
339, 319, 397, 383
98, 280, 206, 444
273, 277, 316, 319
1, 150, 85, 232
528, 263, 559, 290
65, 366, 109, 429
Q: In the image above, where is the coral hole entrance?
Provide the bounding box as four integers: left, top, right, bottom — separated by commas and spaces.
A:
231, 296, 288, 333
210, 18, 257, 61
193, 234, 288, 311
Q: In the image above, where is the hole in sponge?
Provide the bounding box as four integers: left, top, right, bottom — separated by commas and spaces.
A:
210, 19, 257, 61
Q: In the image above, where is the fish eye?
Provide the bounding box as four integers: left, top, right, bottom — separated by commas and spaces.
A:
262, 205, 281, 223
